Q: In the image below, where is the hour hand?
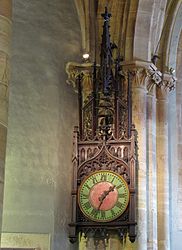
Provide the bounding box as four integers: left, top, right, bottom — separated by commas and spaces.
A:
97, 185, 115, 210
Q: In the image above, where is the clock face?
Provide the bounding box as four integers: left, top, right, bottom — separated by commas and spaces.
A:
78, 170, 129, 222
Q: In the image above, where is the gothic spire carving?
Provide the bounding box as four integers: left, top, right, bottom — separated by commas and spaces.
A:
100, 7, 113, 95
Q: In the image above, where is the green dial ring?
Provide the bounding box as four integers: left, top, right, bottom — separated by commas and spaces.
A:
78, 170, 130, 222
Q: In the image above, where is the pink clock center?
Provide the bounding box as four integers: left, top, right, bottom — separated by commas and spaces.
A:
89, 182, 118, 211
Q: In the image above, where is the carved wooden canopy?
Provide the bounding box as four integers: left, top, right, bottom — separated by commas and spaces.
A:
69, 7, 137, 245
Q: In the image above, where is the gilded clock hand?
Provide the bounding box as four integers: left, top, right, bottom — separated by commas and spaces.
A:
98, 185, 115, 210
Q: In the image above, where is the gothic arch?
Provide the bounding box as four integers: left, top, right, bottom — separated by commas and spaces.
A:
161, 1, 182, 69
133, 0, 168, 61
159, 2, 182, 249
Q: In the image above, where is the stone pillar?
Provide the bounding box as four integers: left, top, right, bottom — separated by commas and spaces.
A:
121, 61, 162, 250
131, 68, 148, 250
0, 0, 12, 237
146, 83, 158, 250
156, 83, 170, 250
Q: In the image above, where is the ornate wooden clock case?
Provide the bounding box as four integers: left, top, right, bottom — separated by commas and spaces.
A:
69, 7, 137, 244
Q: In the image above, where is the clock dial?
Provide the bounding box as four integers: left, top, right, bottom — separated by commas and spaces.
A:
78, 170, 129, 222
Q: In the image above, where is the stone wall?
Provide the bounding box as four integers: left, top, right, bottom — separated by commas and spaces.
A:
176, 31, 182, 230
2, 1, 81, 250
0, 0, 12, 238
171, 30, 182, 250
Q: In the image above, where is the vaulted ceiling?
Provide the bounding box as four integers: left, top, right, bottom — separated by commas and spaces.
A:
74, 0, 182, 71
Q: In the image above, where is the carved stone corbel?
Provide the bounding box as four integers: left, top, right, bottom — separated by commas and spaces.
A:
156, 72, 176, 100
147, 63, 162, 86
66, 62, 93, 92
162, 72, 176, 91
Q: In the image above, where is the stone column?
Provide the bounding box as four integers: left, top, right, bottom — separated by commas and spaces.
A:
146, 82, 158, 250
156, 83, 170, 250
121, 61, 161, 250
0, 0, 11, 236
131, 68, 148, 250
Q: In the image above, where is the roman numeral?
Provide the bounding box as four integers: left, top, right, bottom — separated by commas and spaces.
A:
118, 193, 127, 198
111, 209, 115, 217
83, 201, 91, 210
81, 193, 89, 199
84, 183, 91, 190
90, 208, 98, 217
111, 176, 116, 183
115, 201, 125, 209
100, 210, 106, 219
116, 184, 124, 189
90, 176, 98, 184
100, 173, 107, 181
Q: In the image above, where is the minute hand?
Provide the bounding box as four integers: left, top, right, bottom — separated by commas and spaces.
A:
98, 185, 115, 210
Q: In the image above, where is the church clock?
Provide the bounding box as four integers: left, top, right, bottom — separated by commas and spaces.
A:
68, 7, 137, 245
78, 170, 129, 222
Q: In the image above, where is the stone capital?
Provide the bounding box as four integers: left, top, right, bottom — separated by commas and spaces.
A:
121, 60, 162, 91
0, 0, 12, 20
131, 67, 150, 89
147, 80, 156, 96
66, 62, 94, 91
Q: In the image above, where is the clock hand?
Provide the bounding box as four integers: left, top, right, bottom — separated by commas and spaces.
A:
98, 185, 115, 210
